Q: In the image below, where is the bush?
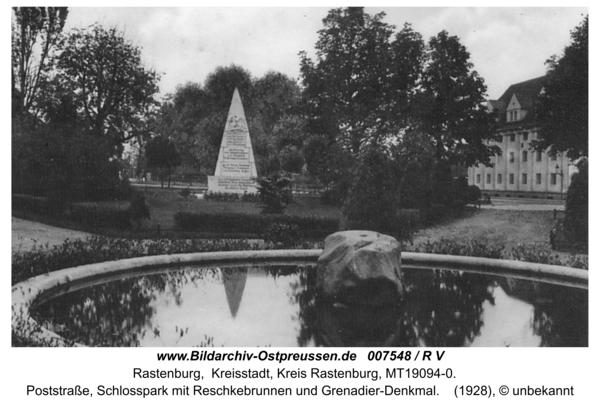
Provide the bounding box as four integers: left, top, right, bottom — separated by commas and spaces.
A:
262, 222, 302, 248
343, 147, 397, 232
466, 185, 481, 205
430, 159, 454, 206
452, 176, 469, 205
174, 211, 339, 238
407, 238, 588, 270
320, 188, 345, 207
256, 173, 293, 214
565, 160, 588, 243
204, 191, 260, 202
127, 194, 151, 228
179, 187, 191, 198
399, 161, 430, 209
70, 203, 131, 230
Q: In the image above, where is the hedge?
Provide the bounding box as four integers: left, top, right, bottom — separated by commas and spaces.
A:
13, 194, 130, 230
174, 211, 339, 239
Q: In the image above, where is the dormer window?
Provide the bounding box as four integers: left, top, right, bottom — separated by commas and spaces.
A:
506, 94, 522, 122
507, 109, 519, 122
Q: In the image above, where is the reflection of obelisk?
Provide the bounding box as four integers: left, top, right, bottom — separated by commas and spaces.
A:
207, 88, 258, 193
222, 269, 248, 318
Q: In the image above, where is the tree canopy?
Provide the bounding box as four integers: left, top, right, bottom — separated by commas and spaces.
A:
11, 7, 68, 122
156, 65, 306, 177
535, 15, 588, 160
299, 7, 498, 185
52, 23, 160, 156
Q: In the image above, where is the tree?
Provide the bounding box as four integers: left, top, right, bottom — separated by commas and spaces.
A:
157, 67, 305, 178
417, 31, 499, 166
145, 136, 182, 188
203, 64, 254, 115
534, 16, 588, 160
343, 147, 398, 233
300, 7, 498, 207
11, 7, 68, 122
52, 23, 160, 156
253, 71, 302, 129
300, 8, 399, 154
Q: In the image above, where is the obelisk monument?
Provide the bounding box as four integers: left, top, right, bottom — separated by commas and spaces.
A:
207, 88, 258, 194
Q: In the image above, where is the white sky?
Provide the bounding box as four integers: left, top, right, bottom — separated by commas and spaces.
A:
61, 5, 588, 100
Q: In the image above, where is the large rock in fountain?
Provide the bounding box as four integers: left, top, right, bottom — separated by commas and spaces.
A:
317, 230, 403, 305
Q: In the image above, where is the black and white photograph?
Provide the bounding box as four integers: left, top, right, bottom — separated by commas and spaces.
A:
10, 5, 589, 347
8, 3, 595, 402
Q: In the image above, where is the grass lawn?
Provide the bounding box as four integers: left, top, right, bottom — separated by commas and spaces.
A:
412, 209, 557, 251
14, 187, 584, 258
86, 187, 342, 235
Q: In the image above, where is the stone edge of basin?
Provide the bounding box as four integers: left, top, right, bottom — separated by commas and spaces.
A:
12, 250, 587, 347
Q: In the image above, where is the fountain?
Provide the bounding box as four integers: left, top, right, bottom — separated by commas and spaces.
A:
12, 244, 588, 347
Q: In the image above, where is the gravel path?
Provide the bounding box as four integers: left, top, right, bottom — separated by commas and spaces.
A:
12, 217, 93, 253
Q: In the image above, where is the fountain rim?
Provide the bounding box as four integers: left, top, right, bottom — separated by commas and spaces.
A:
12, 249, 588, 347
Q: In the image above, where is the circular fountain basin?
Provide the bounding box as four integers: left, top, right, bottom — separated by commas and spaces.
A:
12, 250, 588, 347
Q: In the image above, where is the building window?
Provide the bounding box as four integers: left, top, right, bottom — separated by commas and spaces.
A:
509, 174, 515, 184
486, 174, 491, 184
476, 174, 481, 183
510, 134, 515, 142
550, 152, 557, 161
509, 152, 515, 163
523, 133, 528, 141
536, 173, 542, 184
522, 151, 528, 162
550, 173, 557, 185
522, 173, 527, 185
536, 151, 542, 162
498, 174, 502, 184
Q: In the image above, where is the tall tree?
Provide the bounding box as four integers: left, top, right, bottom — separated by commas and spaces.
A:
156, 66, 305, 177
145, 136, 182, 188
300, 7, 398, 154
417, 31, 498, 166
52, 23, 160, 156
11, 7, 68, 122
534, 15, 588, 160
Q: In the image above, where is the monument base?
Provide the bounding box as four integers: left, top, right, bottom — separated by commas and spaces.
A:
208, 176, 258, 194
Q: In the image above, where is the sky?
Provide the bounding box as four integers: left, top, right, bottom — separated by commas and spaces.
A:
60, 6, 588, 101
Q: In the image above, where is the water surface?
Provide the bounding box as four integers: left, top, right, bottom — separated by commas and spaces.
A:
33, 265, 588, 347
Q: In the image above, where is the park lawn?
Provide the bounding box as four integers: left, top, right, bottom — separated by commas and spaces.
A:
412, 209, 556, 251
92, 188, 342, 232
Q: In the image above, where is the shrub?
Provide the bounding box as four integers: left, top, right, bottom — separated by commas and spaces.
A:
262, 222, 302, 248
565, 160, 588, 243
452, 176, 469, 205
203, 191, 259, 202
69, 203, 130, 230
407, 239, 588, 270
430, 159, 454, 206
343, 147, 397, 232
127, 194, 151, 229
399, 161, 430, 209
466, 185, 482, 204
174, 211, 339, 238
256, 173, 293, 214
179, 187, 191, 198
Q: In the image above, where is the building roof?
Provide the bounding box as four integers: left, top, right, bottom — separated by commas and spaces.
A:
498, 76, 546, 110
494, 76, 546, 130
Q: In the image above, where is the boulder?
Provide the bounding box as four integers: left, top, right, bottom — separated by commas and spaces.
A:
317, 230, 403, 305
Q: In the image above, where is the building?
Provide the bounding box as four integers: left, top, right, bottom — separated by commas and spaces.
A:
468, 76, 576, 198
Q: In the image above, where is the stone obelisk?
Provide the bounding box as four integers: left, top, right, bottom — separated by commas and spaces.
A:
207, 88, 258, 194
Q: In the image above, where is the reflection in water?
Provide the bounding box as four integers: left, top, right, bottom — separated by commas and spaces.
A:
32, 266, 587, 347
222, 269, 248, 318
